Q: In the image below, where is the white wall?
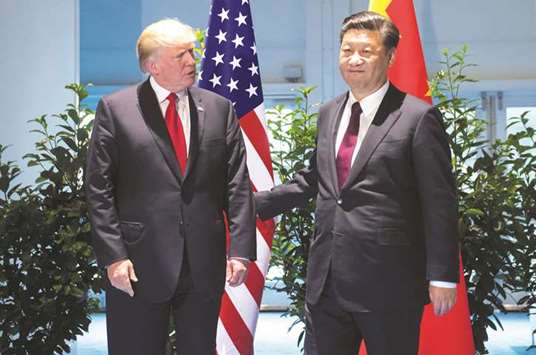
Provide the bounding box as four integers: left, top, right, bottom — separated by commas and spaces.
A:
80, 0, 142, 85
141, 0, 211, 30
416, 0, 536, 81
0, 0, 79, 184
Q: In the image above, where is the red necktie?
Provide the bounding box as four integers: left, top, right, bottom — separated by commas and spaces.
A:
335, 102, 362, 188
165, 93, 188, 174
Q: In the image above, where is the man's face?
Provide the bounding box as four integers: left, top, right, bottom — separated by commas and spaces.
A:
150, 42, 196, 92
339, 29, 394, 99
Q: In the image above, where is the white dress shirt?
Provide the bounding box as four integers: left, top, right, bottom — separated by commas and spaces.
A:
335, 81, 389, 162
150, 76, 191, 156
335, 81, 456, 289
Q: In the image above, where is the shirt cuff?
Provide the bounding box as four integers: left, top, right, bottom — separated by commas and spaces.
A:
430, 280, 457, 288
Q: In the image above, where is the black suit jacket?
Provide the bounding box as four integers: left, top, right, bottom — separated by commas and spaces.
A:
86, 79, 256, 303
256, 84, 459, 311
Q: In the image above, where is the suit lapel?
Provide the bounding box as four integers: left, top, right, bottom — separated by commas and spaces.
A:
341, 85, 406, 191
182, 88, 206, 182
137, 79, 182, 183
328, 93, 349, 196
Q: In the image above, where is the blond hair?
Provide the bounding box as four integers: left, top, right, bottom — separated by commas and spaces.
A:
136, 18, 196, 72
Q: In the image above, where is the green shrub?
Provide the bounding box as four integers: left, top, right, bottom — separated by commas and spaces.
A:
0, 84, 102, 354
265, 87, 318, 347
430, 45, 536, 354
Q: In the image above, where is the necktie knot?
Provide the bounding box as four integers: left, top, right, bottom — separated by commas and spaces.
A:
351, 101, 362, 119
167, 92, 178, 106
346, 101, 362, 135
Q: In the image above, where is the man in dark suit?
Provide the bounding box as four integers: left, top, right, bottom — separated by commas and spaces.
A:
86, 18, 256, 355
256, 11, 459, 355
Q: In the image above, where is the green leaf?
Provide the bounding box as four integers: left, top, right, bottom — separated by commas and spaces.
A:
61, 137, 78, 152
59, 124, 77, 134
67, 109, 81, 124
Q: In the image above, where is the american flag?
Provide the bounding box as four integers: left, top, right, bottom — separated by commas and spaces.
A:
199, 1, 275, 354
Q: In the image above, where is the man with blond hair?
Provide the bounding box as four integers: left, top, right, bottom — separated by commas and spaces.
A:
86, 18, 256, 354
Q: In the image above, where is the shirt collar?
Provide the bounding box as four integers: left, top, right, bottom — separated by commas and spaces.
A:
149, 76, 187, 104
347, 80, 390, 116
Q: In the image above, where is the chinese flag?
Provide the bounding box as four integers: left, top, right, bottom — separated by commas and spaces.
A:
357, 1, 476, 354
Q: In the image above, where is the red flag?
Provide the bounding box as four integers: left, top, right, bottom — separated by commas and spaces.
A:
358, 1, 476, 354
418, 261, 475, 355
372, 0, 431, 102
200, 1, 275, 354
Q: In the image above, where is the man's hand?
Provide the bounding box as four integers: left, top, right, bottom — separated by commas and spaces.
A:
226, 258, 249, 287
107, 259, 138, 297
429, 285, 457, 316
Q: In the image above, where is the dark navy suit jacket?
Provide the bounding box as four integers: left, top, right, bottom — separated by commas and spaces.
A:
256, 84, 459, 311
86, 79, 256, 302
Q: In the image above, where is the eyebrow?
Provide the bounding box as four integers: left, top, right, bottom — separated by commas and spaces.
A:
176, 48, 192, 57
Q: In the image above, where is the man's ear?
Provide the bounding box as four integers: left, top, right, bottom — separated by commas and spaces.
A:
388, 49, 396, 67
145, 57, 158, 76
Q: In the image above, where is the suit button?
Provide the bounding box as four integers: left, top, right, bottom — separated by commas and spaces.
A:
337, 199, 343, 205
179, 220, 184, 225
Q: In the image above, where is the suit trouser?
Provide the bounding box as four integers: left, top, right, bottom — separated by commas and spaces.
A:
105, 256, 221, 355
308, 273, 424, 355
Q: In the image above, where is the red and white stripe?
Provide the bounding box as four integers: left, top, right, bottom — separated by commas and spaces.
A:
216, 103, 275, 355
